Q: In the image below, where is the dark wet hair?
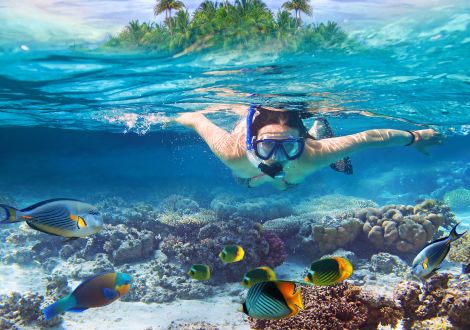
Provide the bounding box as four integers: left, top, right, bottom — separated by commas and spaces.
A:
251, 107, 313, 138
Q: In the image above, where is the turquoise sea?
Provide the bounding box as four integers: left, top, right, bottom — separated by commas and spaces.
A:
0, 1, 469, 329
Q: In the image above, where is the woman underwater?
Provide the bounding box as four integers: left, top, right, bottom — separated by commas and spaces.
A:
176, 105, 442, 190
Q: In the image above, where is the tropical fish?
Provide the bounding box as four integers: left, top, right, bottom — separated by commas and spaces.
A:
304, 257, 353, 286
42, 272, 132, 320
241, 280, 303, 320
412, 223, 466, 279
187, 264, 211, 281
0, 198, 103, 238
219, 245, 245, 263
242, 266, 276, 288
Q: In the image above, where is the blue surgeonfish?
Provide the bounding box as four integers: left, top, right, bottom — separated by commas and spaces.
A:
42, 272, 132, 320
412, 223, 466, 279
241, 280, 303, 320
0, 198, 103, 238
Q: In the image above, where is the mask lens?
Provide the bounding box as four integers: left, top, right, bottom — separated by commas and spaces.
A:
282, 141, 300, 157
256, 140, 276, 159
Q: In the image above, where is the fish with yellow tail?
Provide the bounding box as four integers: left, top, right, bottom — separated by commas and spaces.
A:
187, 264, 211, 281
42, 272, 132, 320
242, 266, 276, 288
0, 198, 103, 239
219, 244, 244, 263
412, 223, 466, 279
241, 280, 303, 320
304, 257, 353, 286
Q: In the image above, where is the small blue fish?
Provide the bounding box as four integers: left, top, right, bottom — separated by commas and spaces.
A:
412, 223, 466, 279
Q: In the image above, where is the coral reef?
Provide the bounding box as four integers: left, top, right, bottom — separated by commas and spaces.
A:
264, 213, 363, 257
448, 232, 470, 264
29, 223, 160, 277
370, 252, 410, 277
358, 200, 455, 253
159, 194, 200, 215
249, 283, 403, 330
444, 187, 470, 212
210, 194, 293, 222
295, 194, 378, 217
394, 273, 470, 329
0, 292, 62, 329
120, 251, 213, 303
161, 221, 286, 284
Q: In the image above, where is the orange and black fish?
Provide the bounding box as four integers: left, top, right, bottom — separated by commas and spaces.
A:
304, 257, 353, 286
241, 280, 303, 320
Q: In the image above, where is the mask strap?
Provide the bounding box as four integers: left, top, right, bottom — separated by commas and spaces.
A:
246, 104, 257, 151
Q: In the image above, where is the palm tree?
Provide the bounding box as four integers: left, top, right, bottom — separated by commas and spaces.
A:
154, 0, 185, 21
281, 0, 312, 23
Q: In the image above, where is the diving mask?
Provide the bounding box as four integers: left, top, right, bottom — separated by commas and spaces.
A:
253, 136, 304, 161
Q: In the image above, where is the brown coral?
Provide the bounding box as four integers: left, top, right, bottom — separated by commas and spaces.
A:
448, 232, 470, 264
359, 200, 456, 254
249, 283, 403, 330
394, 273, 470, 329
160, 222, 286, 284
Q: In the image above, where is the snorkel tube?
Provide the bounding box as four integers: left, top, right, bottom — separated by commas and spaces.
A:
246, 104, 285, 179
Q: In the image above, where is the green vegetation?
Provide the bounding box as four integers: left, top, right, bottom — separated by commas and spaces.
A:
105, 0, 349, 55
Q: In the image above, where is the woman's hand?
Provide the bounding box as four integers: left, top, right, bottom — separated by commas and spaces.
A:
412, 129, 444, 155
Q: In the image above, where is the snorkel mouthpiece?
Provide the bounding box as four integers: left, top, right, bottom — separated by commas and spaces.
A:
258, 163, 284, 179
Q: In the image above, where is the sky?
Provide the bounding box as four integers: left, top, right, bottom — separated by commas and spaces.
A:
0, 0, 468, 45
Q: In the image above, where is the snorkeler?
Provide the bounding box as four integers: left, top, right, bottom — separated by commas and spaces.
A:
175, 105, 442, 190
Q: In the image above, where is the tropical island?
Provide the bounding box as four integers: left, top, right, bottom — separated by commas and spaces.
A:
105, 0, 351, 55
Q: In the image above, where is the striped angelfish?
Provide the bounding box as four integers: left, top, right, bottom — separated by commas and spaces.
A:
412, 223, 466, 279
0, 198, 103, 239
241, 280, 303, 320
304, 257, 353, 286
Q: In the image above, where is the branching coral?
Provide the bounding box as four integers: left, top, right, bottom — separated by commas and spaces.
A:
249, 283, 403, 330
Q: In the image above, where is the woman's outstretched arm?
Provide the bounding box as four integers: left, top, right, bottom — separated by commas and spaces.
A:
175, 111, 245, 164
307, 128, 442, 167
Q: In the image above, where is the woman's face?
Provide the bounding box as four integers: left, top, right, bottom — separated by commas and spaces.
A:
256, 124, 301, 164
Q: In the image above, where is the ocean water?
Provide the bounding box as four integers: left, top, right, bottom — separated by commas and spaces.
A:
1, 2, 470, 330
